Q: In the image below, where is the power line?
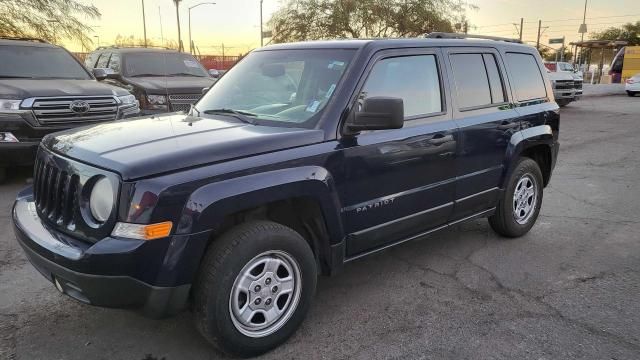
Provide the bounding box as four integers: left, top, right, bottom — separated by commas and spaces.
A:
477, 13, 640, 29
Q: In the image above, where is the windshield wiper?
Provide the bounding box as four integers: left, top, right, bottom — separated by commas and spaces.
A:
0, 75, 35, 79
167, 72, 202, 77
129, 73, 166, 77
202, 108, 258, 125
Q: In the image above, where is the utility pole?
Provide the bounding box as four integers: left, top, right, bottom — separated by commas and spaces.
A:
536, 20, 541, 50
260, 0, 264, 47
222, 43, 225, 58
174, 0, 183, 51
463, 21, 468, 34
519, 18, 523, 41
578, 0, 588, 66
142, 0, 148, 47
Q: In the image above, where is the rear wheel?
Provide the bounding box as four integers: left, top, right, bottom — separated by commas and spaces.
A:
489, 158, 544, 237
193, 220, 317, 357
628, 91, 637, 97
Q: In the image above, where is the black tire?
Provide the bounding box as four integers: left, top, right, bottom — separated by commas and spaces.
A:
193, 220, 317, 358
489, 158, 544, 238
556, 99, 570, 107
628, 91, 637, 97
0, 167, 6, 184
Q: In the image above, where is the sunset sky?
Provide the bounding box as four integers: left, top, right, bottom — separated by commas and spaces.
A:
69, 0, 640, 54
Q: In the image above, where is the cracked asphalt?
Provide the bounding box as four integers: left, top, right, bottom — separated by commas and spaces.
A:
1, 95, 640, 360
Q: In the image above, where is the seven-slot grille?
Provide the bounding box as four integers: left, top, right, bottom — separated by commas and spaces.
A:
169, 93, 200, 112
31, 96, 118, 125
33, 155, 80, 229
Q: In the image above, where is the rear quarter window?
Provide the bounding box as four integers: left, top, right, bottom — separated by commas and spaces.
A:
506, 52, 547, 102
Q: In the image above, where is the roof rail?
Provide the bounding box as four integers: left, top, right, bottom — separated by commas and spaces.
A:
0, 36, 49, 44
95, 45, 175, 50
425, 32, 522, 44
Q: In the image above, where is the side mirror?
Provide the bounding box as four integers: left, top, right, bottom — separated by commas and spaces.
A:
347, 97, 404, 132
93, 68, 118, 80
92, 68, 107, 80
201, 87, 210, 94
208, 69, 220, 78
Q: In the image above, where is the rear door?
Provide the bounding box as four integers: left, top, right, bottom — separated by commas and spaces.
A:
444, 47, 520, 220
338, 48, 459, 257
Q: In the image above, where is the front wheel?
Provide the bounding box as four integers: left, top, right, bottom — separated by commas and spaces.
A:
489, 158, 544, 237
628, 91, 637, 97
193, 220, 317, 358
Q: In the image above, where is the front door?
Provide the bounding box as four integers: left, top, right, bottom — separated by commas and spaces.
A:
337, 49, 459, 257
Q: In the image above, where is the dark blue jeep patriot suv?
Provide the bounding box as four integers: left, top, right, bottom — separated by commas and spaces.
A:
13, 34, 559, 357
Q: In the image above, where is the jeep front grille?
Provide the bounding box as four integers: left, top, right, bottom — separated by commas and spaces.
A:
33, 155, 80, 229
31, 96, 118, 125
169, 93, 200, 113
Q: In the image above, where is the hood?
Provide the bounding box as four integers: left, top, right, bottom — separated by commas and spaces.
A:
42, 113, 325, 180
123, 76, 216, 94
0, 79, 129, 99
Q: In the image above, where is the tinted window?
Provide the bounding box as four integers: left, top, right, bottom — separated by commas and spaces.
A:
123, 52, 208, 77
84, 52, 100, 69
450, 53, 491, 108
96, 52, 111, 68
483, 54, 506, 103
506, 53, 547, 101
360, 55, 441, 117
108, 53, 121, 73
0, 45, 91, 80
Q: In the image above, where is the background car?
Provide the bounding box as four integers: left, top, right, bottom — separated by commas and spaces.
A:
0, 37, 139, 183
625, 73, 640, 96
85, 47, 217, 114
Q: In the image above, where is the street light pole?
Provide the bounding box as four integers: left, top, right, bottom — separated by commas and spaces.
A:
142, 0, 148, 47
174, 0, 183, 51
260, 0, 264, 47
188, 2, 216, 55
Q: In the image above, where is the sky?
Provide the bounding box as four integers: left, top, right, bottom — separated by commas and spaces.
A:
67, 0, 640, 54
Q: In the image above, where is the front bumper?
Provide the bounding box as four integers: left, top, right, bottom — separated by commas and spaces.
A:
12, 190, 209, 317
553, 88, 582, 100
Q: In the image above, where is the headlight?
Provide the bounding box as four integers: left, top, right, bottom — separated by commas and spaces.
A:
118, 94, 137, 105
89, 177, 115, 223
147, 95, 167, 105
0, 99, 22, 111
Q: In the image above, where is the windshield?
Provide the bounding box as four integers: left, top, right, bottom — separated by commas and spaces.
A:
559, 63, 574, 72
196, 49, 355, 127
123, 52, 208, 77
0, 45, 91, 80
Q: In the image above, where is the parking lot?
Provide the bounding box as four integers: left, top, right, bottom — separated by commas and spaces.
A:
1, 93, 639, 359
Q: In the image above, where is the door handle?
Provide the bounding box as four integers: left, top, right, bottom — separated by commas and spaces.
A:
428, 134, 454, 145
497, 121, 519, 130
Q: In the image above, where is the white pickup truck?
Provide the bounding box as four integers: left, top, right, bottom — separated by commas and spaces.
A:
545, 62, 583, 107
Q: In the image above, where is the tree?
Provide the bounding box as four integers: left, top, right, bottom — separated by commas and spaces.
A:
590, 21, 640, 46
0, 0, 100, 48
268, 0, 475, 44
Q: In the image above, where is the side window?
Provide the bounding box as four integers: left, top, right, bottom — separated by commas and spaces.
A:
96, 52, 111, 69
84, 52, 99, 69
483, 54, 506, 103
108, 53, 121, 73
360, 55, 442, 118
505, 52, 547, 102
449, 53, 491, 109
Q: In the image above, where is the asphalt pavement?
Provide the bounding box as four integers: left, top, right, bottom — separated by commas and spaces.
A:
1, 94, 640, 360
